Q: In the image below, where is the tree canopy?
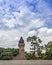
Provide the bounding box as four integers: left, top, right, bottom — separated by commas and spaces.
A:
0, 48, 19, 60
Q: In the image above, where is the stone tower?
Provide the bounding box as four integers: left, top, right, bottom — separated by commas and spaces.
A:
17, 37, 25, 60
18, 37, 25, 54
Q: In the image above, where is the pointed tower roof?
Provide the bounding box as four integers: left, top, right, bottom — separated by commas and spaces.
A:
18, 37, 25, 47
19, 37, 24, 43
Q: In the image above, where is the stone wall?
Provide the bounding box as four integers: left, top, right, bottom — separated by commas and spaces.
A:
0, 60, 52, 65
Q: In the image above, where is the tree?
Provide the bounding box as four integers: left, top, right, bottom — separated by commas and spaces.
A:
0, 48, 19, 60
44, 41, 52, 59
11, 48, 19, 56
27, 36, 42, 57
25, 52, 36, 60
0, 51, 13, 60
0, 48, 4, 54
45, 41, 52, 51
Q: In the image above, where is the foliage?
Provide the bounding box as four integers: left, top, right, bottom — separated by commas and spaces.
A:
25, 52, 36, 60
12, 48, 19, 56
27, 36, 37, 42
0, 48, 19, 60
0, 52, 12, 60
27, 35, 42, 56
37, 47, 42, 58
44, 41, 52, 60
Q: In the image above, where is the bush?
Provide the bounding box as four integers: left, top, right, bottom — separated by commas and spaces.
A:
12, 49, 19, 56
25, 52, 36, 60
0, 48, 19, 60
0, 52, 13, 60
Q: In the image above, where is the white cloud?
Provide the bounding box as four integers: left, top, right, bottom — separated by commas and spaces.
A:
0, 27, 29, 49
0, 29, 21, 48
26, 19, 44, 30
2, 12, 24, 28
1, 6, 44, 29
38, 27, 48, 36
28, 30, 37, 37
47, 29, 52, 36
38, 27, 52, 44
3, 18, 16, 28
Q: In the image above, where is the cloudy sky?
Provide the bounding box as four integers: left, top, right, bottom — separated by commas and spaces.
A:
0, 0, 52, 51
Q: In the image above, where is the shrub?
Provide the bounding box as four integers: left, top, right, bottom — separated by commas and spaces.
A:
0, 52, 13, 60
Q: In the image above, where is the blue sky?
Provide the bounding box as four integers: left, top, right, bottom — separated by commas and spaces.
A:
0, 0, 52, 51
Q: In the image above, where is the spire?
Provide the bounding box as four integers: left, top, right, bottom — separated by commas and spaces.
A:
19, 37, 24, 43
18, 37, 25, 47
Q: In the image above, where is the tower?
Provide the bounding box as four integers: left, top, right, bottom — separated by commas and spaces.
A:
18, 37, 25, 54
13, 37, 25, 60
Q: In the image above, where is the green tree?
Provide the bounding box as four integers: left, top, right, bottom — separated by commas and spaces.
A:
0, 52, 13, 60
27, 36, 42, 52
0, 48, 4, 54
11, 48, 19, 56
44, 41, 52, 60
25, 52, 35, 60
0, 48, 19, 60
27, 36, 42, 58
